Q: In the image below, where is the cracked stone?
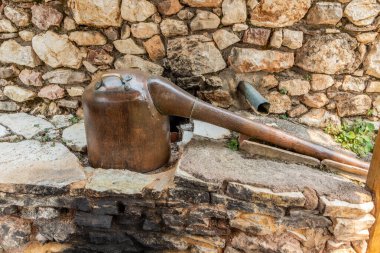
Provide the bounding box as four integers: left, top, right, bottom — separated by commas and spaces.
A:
121, 0, 156, 22
31, 4, 63, 30
213, 29, 240, 50
4, 6, 30, 27
62, 121, 87, 152
3, 86, 36, 103
0, 113, 54, 139
0, 40, 41, 67
114, 55, 164, 76
42, 69, 89, 85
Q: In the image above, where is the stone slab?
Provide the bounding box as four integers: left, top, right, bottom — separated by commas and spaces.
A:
62, 121, 87, 152
193, 120, 231, 140
86, 165, 176, 197
0, 140, 85, 193
180, 138, 371, 204
0, 113, 54, 139
240, 139, 320, 167
0, 124, 9, 138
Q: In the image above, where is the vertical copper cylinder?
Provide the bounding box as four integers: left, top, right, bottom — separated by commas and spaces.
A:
82, 70, 171, 172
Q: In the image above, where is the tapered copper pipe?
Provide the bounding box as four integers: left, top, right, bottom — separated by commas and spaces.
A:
148, 77, 370, 170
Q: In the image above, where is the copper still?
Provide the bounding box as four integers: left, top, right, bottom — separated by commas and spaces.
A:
82, 69, 369, 173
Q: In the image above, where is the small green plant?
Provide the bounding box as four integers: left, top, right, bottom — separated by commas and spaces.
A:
227, 137, 239, 151
279, 88, 288, 95
279, 114, 288, 120
324, 120, 376, 157
69, 115, 80, 124
367, 109, 374, 117
304, 74, 312, 81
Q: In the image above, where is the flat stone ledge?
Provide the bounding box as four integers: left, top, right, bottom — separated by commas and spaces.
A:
0, 140, 85, 194
179, 138, 372, 204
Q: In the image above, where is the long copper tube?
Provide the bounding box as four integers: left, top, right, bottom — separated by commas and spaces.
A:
148, 77, 370, 170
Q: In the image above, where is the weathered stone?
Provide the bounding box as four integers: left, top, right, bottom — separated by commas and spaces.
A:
0, 40, 40, 67
4, 6, 30, 27
352, 240, 368, 253
103, 27, 119, 41
169, 187, 210, 204
260, 75, 278, 89
157, 0, 183, 15
75, 212, 112, 229
121, 0, 156, 22
131, 22, 160, 39
221, 0, 246, 25
288, 104, 308, 118
282, 29, 303, 49
265, 92, 291, 114
242, 28, 271, 46
0, 140, 85, 191
160, 19, 188, 37
227, 181, 306, 207
303, 187, 319, 210
356, 32, 378, 44
67, 86, 84, 97
229, 48, 294, 73
250, 0, 312, 28
344, 0, 380, 26
301, 93, 329, 108
167, 35, 226, 76
0, 113, 54, 139
269, 29, 283, 48
336, 95, 372, 117
63, 17, 76, 31
230, 213, 281, 235
366, 81, 380, 93
42, 69, 89, 85
332, 214, 375, 241
0, 102, 19, 112
0, 19, 17, 33
193, 120, 230, 140
299, 109, 340, 128
114, 55, 164, 75
50, 114, 75, 129
87, 48, 114, 66
143, 35, 166, 61
130, 231, 189, 250
18, 69, 42, 87
31, 4, 63, 30
282, 209, 332, 229
32, 31, 84, 69
69, 0, 122, 27
240, 139, 320, 167
200, 89, 233, 108
307, 2, 343, 25
212, 29, 239, 50
365, 42, 380, 78
38, 85, 65, 100
0, 65, 19, 79
321, 197, 374, 218
3, 85, 35, 103
86, 167, 174, 196
182, 0, 222, 7
279, 79, 310, 96
0, 124, 10, 138
18, 30, 35, 41
62, 122, 86, 152
113, 39, 146, 55
296, 34, 361, 75
190, 10, 220, 31
311, 74, 334, 91
36, 219, 75, 242
0, 216, 31, 250
341, 75, 366, 92
69, 31, 107, 46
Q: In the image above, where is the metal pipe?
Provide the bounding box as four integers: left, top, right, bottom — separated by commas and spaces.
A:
148, 76, 370, 170
238, 81, 270, 114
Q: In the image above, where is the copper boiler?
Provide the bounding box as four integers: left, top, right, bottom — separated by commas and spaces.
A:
83, 69, 369, 173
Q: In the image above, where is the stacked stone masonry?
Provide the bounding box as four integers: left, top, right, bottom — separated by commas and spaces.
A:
0, 0, 379, 127
0, 112, 376, 252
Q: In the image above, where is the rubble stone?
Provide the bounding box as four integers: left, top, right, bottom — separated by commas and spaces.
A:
31, 4, 63, 30
0, 40, 40, 67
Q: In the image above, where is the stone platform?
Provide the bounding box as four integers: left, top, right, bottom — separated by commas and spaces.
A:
0, 113, 375, 253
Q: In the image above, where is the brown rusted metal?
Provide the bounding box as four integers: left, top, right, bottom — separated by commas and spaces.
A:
83, 69, 370, 172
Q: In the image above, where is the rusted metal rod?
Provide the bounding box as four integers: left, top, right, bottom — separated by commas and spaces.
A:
148, 76, 370, 170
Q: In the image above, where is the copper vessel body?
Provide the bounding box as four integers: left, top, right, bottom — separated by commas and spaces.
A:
82, 70, 170, 172
83, 69, 369, 173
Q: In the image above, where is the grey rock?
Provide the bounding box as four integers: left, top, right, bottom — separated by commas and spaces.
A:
36, 218, 76, 242
0, 65, 19, 79
0, 39, 41, 67
0, 113, 54, 139
50, 114, 75, 129
75, 212, 112, 229
42, 69, 89, 85
0, 140, 85, 192
0, 216, 31, 250
62, 122, 87, 152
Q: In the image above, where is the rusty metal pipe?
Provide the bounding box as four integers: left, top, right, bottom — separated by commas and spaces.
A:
148, 76, 370, 171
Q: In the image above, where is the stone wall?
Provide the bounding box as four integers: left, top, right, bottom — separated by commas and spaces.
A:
0, 0, 379, 128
